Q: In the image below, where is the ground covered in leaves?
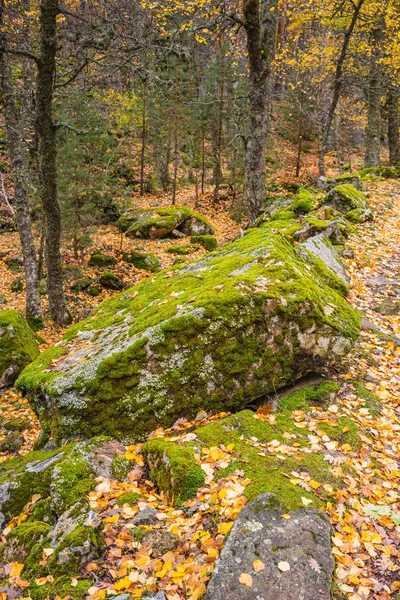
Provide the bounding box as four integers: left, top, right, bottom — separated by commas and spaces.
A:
1, 179, 400, 600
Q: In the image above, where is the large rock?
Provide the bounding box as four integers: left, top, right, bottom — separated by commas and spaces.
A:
321, 183, 368, 213
0, 309, 40, 388
118, 206, 214, 239
16, 229, 359, 443
299, 233, 351, 287
205, 493, 334, 600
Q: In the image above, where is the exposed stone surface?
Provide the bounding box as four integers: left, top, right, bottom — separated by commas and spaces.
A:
322, 183, 368, 213
299, 233, 351, 286
122, 251, 161, 272
204, 493, 334, 600
17, 229, 359, 443
142, 530, 180, 557
0, 309, 40, 388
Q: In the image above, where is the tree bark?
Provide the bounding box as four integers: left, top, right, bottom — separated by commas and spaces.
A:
139, 83, 147, 196
36, 0, 71, 325
365, 16, 385, 168
243, 0, 278, 223
387, 88, 399, 165
318, 0, 366, 176
0, 1, 43, 329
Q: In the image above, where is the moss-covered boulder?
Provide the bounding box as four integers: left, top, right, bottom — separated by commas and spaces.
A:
70, 276, 93, 292
122, 251, 161, 272
88, 251, 116, 267
191, 235, 218, 251
0, 310, 40, 388
0, 436, 122, 527
291, 188, 315, 214
321, 184, 368, 213
118, 206, 214, 239
99, 270, 124, 290
17, 229, 359, 444
345, 207, 374, 223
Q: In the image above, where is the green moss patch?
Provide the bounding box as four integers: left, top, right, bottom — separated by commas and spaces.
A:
191, 235, 217, 251
122, 251, 161, 272
0, 310, 40, 387
142, 439, 205, 503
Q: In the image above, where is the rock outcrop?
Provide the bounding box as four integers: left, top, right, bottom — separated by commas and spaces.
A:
17, 228, 359, 443
0, 310, 40, 388
118, 206, 214, 239
204, 493, 334, 600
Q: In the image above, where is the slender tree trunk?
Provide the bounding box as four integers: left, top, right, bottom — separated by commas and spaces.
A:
318, 0, 366, 176
172, 95, 179, 205
365, 16, 385, 168
139, 84, 147, 196
213, 60, 224, 202
387, 88, 399, 165
243, 0, 278, 222
36, 0, 71, 325
201, 125, 206, 194
0, 2, 43, 329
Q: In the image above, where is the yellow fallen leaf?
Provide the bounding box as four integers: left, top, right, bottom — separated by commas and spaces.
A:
253, 559, 265, 572
10, 563, 24, 577
218, 522, 234, 535
278, 561, 291, 572
239, 573, 253, 587
71, 578, 78, 587
43, 548, 54, 557
301, 497, 313, 506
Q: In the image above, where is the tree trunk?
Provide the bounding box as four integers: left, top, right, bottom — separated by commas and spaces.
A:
387, 88, 399, 165
0, 2, 43, 329
318, 0, 366, 176
36, 0, 71, 325
172, 98, 179, 205
243, 0, 278, 223
213, 63, 224, 202
365, 17, 385, 168
139, 84, 147, 196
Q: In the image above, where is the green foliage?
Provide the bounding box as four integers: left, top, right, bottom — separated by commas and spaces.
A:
191, 235, 218, 251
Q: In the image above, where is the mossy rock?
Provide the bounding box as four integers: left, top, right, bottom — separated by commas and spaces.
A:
345, 208, 373, 224
371, 165, 400, 179
70, 276, 93, 292
166, 244, 196, 255
191, 235, 218, 251
119, 206, 214, 239
25, 576, 93, 600
99, 271, 124, 290
88, 252, 116, 267
0, 294, 7, 305
0, 437, 113, 526
0, 309, 40, 388
321, 184, 368, 213
142, 439, 205, 503
4, 256, 23, 271
89, 284, 102, 297
16, 229, 359, 443
10, 277, 24, 293
122, 251, 161, 272
291, 188, 315, 214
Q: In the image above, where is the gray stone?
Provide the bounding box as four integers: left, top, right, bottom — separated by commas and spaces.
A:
322, 184, 367, 213
373, 298, 400, 316
26, 453, 64, 473
131, 506, 158, 526
142, 530, 180, 557
342, 247, 354, 259
205, 493, 334, 600
299, 234, 350, 286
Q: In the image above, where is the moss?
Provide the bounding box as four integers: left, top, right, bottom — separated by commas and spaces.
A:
89, 252, 116, 267
277, 381, 340, 411
194, 409, 352, 509
17, 228, 360, 442
47, 524, 104, 576
345, 208, 372, 223
25, 577, 93, 600
10, 277, 24, 292
89, 284, 102, 297
166, 244, 196, 255
324, 184, 367, 212
70, 276, 93, 292
4, 520, 51, 565
142, 439, 205, 503
0, 309, 40, 384
132, 526, 149, 543
111, 454, 135, 481
122, 251, 161, 272
28, 497, 56, 524
117, 492, 141, 506
351, 380, 382, 415
99, 270, 123, 290
50, 448, 97, 514
317, 416, 361, 450
291, 188, 315, 214
270, 208, 296, 221
3, 417, 30, 431
191, 235, 218, 251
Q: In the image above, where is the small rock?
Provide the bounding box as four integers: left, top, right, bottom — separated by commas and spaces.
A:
131, 506, 158, 526
143, 530, 180, 557
76, 307, 95, 322
0, 295, 7, 305
171, 229, 186, 239
342, 247, 354, 259
10, 277, 24, 293
0, 431, 24, 454
373, 298, 400, 316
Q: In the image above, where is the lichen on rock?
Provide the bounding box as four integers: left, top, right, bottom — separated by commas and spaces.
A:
118, 206, 214, 239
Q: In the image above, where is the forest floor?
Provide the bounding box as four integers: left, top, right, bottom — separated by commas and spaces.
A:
1, 178, 400, 599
